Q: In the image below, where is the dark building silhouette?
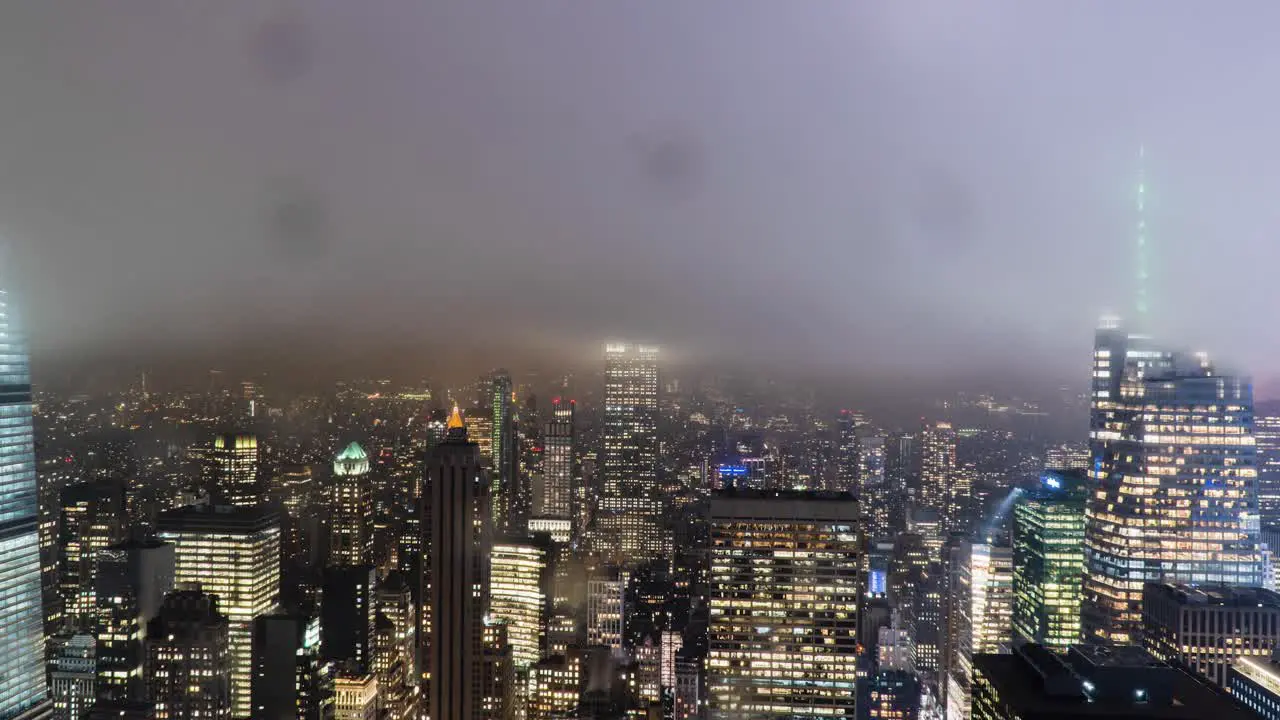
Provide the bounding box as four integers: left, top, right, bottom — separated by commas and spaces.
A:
422, 406, 491, 720
93, 537, 175, 704
252, 611, 332, 720
144, 587, 231, 720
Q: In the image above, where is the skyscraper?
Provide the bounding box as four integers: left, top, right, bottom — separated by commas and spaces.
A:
488, 540, 547, 671
1257, 414, 1280, 527
1012, 470, 1086, 651
209, 433, 263, 507
835, 410, 860, 494
144, 586, 232, 720
531, 398, 574, 543
50, 634, 95, 720
58, 480, 127, 631
919, 421, 958, 537
1142, 583, 1280, 690
489, 370, 520, 535
251, 612, 331, 720
422, 407, 491, 720
320, 565, 376, 673
597, 343, 665, 567
329, 442, 374, 568
1083, 318, 1264, 644
945, 541, 1013, 720
93, 537, 176, 705
707, 489, 860, 719
156, 505, 281, 719
0, 287, 52, 718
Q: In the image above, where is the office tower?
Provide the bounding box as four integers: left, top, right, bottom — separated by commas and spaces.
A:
209, 432, 262, 507
972, 644, 1257, 720
251, 612, 332, 720
487, 370, 525, 536
0, 288, 52, 719
708, 490, 860, 719
422, 407, 492, 720
274, 465, 322, 573
532, 398, 574, 543
144, 587, 232, 720
321, 565, 376, 672
945, 541, 1013, 720
598, 343, 666, 567
93, 538, 176, 704
919, 421, 958, 536
905, 508, 943, 563
1259, 415, 1280, 526
1230, 652, 1280, 720
1083, 318, 1264, 644
58, 480, 127, 630
865, 670, 920, 720
373, 573, 416, 720
1011, 470, 1086, 650
528, 652, 580, 720
156, 505, 281, 719
332, 672, 377, 720
489, 540, 548, 671
481, 622, 515, 720
1141, 583, 1280, 689
329, 443, 374, 568
587, 567, 627, 650
50, 634, 95, 720
1044, 442, 1090, 472
836, 410, 860, 494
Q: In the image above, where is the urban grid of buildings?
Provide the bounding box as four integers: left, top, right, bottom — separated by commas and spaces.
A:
9, 171, 1280, 719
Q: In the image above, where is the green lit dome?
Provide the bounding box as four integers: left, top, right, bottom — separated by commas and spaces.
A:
333, 441, 370, 476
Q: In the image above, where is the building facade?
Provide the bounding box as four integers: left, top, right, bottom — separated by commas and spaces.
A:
1012, 470, 1086, 650
1084, 318, 1265, 644
1142, 583, 1280, 689
156, 505, 281, 719
144, 587, 232, 720
707, 490, 860, 719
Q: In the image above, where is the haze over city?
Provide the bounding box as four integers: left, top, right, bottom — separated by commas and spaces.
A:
0, 2, 1275, 391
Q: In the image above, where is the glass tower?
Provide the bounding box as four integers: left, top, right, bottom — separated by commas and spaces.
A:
0, 288, 50, 718
1256, 415, 1280, 527
1083, 317, 1264, 644
1011, 470, 1085, 651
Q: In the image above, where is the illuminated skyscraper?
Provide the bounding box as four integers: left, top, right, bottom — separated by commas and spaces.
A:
1083, 318, 1264, 644
488, 540, 547, 671
1257, 415, 1280, 526
144, 586, 232, 720
372, 573, 416, 720
919, 421, 957, 536
531, 398, 574, 543
708, 490, 860, 719
209, 433, 263, 507
597, 343, 666, 567
422, 407, 491, 720
329, 442, 374, 568
58, 480, 127, 630
156, 505, 281, 719
0, 288, 52, 718
1011, 470, 1085, 651
1143, 583, 1280, 689
945, 541, 1013, 720
50, 634, 95, 720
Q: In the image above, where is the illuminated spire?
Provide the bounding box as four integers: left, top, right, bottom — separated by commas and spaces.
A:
1135, 145, 1149, 321
447, 405, 465, 431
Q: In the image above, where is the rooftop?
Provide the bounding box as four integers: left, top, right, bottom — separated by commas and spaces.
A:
1146, 583, 1280, 608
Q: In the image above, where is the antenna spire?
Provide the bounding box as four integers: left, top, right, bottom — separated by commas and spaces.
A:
1135, 145, 1149, 321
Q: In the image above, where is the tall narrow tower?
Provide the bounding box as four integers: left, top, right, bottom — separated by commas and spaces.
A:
0, 288, 51, 716
597, 343, 665, 566
422, 407, 492, 720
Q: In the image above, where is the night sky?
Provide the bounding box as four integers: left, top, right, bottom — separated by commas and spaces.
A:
0, 2, 1276, 388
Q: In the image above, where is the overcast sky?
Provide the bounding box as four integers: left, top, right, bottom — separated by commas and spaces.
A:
0, 2, 1276, 387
